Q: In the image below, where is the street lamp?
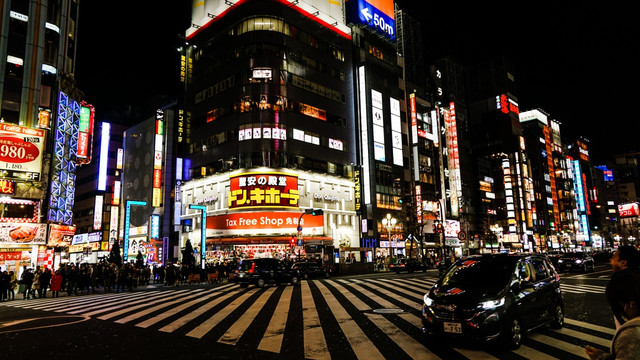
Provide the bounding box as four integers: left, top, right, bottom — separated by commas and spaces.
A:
381, 213, 397, 257
189, 204, 207, 269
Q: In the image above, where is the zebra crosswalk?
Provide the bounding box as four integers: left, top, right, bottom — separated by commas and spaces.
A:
0, 276, 614, 359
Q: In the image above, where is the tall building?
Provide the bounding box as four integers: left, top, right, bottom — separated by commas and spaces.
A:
0, 0, 81, 272
467, 57, 536, 252
178, 0, 359, 265
72, 121, 128, 264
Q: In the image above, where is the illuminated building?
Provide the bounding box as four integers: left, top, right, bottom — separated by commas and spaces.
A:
178, 0, 362, 264
520, 109, 559, 250
467, 57, 535, 252
0, 0, 82, 272
71, 121, 129, 264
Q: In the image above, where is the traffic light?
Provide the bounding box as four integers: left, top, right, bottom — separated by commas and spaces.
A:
305, 209, 323, 216
290, 236, 296, 246
398, 196, 412, 204
436, 223, 443, 233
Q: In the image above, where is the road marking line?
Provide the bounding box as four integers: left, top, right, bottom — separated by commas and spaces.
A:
136, 284, 237, 328
159, 288, 241, 333
257, 286, 293, 353
301, 281, 330, 359
115, 288, 216, 324
186, 288, 259, 339
218, 287, 276, 345
95, 290, 195, 319
565, 318, 615, 335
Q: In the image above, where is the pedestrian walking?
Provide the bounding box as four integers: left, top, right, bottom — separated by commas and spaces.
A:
32, 268, 41, 298
50, 269, 63, 298
585, 270, 640, 359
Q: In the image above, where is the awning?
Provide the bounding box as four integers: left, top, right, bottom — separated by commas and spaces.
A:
206, 236, 333, 246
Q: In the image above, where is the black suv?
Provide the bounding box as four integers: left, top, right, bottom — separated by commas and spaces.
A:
389, 258, 427, 273
557, 252, 595, 272
422, 253, 563, 349
234, 258, 300, 288
291, 262, 331, 279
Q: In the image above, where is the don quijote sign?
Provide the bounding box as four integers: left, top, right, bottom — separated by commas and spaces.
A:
194, 195, 218, 205
313, 193, 340, 202
228, 172, 299, 209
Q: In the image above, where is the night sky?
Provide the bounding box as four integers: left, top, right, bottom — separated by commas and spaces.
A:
75, 1, 639, 161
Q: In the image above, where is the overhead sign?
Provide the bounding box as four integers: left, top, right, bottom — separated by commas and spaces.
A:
346, 0, 396, 41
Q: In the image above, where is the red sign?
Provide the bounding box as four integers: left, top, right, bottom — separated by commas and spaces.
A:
0, 252, 21, 261
207, 211, 324, 236
153, 169, 162, 188
618, 203, 639, 218
228, 172, 299, 209
0, 179, 15, 194
77, 132, 89, 158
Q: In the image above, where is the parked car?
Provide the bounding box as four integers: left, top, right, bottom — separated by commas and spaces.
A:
291, 262, 331, 279
557, 252, 595, 272
234, 258, 300, 288
390, 258, 428, 273
421, 253, 564, 349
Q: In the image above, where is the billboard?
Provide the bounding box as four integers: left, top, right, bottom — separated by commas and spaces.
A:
228, 172, 299, 210
346, 0, 396, 41
207, 211, 324, 237
618, 203, 639, 218
0, 223, 47, 245
0, 123, 46, 181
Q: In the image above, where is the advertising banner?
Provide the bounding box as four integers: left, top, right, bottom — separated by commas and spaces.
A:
206, 211, 323, 237
0, 123, 46, 181
48, 224, 76, 247
0, 223, 47, 245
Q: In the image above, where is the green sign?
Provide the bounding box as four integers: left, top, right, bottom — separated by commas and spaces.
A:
79, 107, 91, 133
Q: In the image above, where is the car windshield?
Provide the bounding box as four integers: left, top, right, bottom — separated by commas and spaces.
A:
238, 260, 255, 271
441, 257, 515, 292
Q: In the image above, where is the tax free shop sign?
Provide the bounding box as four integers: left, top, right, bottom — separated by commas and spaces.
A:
206, 212, 324, 237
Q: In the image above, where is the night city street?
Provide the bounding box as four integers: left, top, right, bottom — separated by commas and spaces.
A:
3, 0, 640, 359
1, 264, 616, 359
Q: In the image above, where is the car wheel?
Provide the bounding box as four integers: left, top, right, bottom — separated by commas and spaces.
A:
504, 318, 523, 349
257, 278, 266, 288
589, 263, 595, 272
291, 276, 299, 286
583, 264, 588, 272
550, 304, 564, 329
303, 273, 309, 280
324, 271, 330, 278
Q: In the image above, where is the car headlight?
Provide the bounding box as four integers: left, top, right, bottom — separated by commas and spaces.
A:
575, 259, 583, 264
424, 294, 434, 307
558, 259, 563, 263
480, 298, 505, 310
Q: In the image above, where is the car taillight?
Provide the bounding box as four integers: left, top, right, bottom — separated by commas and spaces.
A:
249, 262, 255, 275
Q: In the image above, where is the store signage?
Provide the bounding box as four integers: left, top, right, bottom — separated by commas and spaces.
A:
48, 224, 75, 246
206, 211, 323, 237
228, 172, 299, 209
618, 203, 639, 218
0, 123, 45, 181
252, 68, 272, 79
0, 252, 21, 261
0, 179, 15, 195
0, 223, 47, 245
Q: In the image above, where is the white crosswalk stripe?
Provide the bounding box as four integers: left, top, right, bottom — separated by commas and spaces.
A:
0, 276, 616, 359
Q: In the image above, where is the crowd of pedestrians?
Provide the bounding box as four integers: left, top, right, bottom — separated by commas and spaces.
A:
0, 260, 238, 302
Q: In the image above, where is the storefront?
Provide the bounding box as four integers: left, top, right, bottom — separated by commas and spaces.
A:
0, 223, 47, 274
179, 169, 358, 266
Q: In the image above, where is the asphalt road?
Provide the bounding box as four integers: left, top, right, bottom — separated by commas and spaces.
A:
0, 265, 617, 359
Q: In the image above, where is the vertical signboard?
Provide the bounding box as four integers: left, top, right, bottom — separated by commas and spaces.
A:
153, 112, 164, 207
97, 122, 110, 191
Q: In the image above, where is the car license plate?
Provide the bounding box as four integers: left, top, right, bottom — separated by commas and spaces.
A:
566, 264, 572, 268
443, 322, 462, 334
